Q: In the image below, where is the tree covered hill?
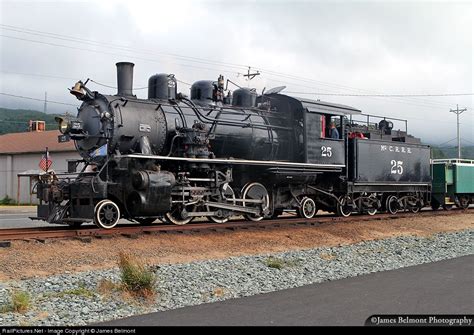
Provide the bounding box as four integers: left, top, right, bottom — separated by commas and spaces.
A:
431, 146, 474, 160
0, 108, 60, 134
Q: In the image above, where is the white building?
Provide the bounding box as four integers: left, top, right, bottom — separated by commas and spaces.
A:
0, 129, 79, 204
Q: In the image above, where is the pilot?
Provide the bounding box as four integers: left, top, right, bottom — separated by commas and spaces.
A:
330, 122, 339, 139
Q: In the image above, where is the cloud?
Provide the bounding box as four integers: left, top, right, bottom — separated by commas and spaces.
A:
0, 0, 472, 144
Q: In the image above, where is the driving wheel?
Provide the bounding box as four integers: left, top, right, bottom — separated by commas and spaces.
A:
242, 182, 270, 222
336, 195, 352, 217
386, 195, 399, 215
208, 183, 236, 224
164, 205, 195, 225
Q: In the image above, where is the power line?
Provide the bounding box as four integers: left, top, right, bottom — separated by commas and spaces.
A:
0, 119, 56, 125
436, 137, 458, 147
1, 24, 472, 122
0, 28, 246, 75
0, 34, 241, 78
0, 70, 78, 81
1, 24, 468, 110
262, 76, 458, 110
1, 64, 463, 112
1, 71, 193, 90
4, 67, 466, 110
264, 72, 469, 111
0, 36, 463, 114
0, 70, 468, 125
0, 83, 462, 125
259, 70, 462, 109
44, 76, 471, 118
0, 24, 248, 71
0, 92, 78, 107
177, 79, 191, 86
6, 22, 452, 103
88, 79, 119, 90
266, 79, 466, 120
461, 138, 474, 145
285, 91, 474, 97
84, 72, 471, 111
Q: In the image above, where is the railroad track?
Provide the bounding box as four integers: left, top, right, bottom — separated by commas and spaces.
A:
0, 208, 471, 242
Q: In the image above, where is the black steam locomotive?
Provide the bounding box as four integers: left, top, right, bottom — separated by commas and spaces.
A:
34, 62, 431, 229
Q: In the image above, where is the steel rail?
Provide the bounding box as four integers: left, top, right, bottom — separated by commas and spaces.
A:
0, 208, 471, 242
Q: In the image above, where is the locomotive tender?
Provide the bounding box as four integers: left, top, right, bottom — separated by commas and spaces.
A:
34, 62, 432, 229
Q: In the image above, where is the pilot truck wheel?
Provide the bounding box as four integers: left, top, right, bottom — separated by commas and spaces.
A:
298, 197, 317, 219
336, 196, 352, 217
94, 200, 120, 229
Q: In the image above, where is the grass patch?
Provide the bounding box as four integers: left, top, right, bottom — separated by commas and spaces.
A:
0, 195, 16, 205
212, 287, 226, 298
58, 283, 95, 298
40, 283, 95, 299
0, 290, 30, 314
373, 247, 386, 254
264, 256, 298, 270
95, 254, 157, 301
201, 287, 227, 301
97, 279, 121, 297
118, 252, 156, 298
62, 287, 94, 298
319, 252, 337, 261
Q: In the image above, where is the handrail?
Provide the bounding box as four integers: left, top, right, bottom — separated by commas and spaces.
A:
348, 113, 408, 133
431, 159, 474, 164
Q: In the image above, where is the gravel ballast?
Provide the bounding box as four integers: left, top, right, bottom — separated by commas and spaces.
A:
0, 229, 472, 326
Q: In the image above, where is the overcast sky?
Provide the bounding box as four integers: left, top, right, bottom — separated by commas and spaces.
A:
0, 0, 472, 145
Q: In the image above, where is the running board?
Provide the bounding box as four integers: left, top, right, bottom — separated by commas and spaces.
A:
119, 154, 345, 169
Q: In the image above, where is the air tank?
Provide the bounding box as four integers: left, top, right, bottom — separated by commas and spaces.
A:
232, 88, 257, 107
190, 80, 215, 101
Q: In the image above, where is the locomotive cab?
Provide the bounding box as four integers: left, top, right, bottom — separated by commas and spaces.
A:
297, 98, 361, 166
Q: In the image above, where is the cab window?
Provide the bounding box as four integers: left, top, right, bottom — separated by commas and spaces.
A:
321, 115, 342, 140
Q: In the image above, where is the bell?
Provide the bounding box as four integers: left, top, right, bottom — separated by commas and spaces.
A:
217, 74, 224, 89
70, 81, 85, 99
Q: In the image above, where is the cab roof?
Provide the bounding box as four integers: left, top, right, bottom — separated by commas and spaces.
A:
294, 97, 362, 116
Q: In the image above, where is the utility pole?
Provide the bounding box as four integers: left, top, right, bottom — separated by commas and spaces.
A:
43, 91, 47, 114
449, 104, 467, 159
243, 67, 260, 81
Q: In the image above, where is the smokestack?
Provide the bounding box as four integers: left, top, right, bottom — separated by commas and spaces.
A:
116, 62, 135, 97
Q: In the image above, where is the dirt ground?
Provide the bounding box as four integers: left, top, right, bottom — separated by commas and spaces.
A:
0, 213, 472, 281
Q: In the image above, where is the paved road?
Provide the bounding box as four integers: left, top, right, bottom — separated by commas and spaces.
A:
0, 208, 120, 228
0, 208, 51, 228
101, 255, 474, 326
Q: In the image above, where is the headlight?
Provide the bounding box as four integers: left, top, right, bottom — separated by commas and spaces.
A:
55, 116, 69, 134
59, 119, 69, 134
